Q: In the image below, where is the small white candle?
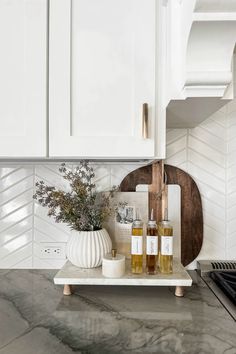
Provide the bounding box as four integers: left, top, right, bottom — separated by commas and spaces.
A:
102, 250, 125, 278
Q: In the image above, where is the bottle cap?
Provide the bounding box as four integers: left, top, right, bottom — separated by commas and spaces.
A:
148, 220, 157, 226
133, 208, 143, 227
133, 219, 143, 227
161, 220, 172, 227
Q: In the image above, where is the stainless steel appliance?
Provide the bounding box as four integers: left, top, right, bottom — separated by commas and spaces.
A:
197, 260, 236, 321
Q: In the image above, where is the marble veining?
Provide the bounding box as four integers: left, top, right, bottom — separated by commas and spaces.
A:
0, 269, 235, 354
54, 259, 192, 286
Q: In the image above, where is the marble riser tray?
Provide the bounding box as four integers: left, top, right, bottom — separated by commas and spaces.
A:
54, 259, 192, 287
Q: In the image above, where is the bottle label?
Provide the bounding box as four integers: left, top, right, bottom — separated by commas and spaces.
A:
131, 236, 143, 255
161, 236, 173, 256
146, 236, 158, 255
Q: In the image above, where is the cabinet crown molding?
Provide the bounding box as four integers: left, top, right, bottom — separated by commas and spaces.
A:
166, 0, 236, 128
195, 0, 236, 13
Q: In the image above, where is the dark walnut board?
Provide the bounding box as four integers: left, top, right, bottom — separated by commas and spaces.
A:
120, 162, 203, 267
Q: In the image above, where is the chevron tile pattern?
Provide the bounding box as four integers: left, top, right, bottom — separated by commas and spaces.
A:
33, 165, 71, 269
1, 106, 236, 268
226, 100, 236, 259
166, 106, 231, 268
33, 163, 142, 269
0, 166, 34, 268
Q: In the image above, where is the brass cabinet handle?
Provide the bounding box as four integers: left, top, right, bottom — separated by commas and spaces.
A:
142, 103, 148, 139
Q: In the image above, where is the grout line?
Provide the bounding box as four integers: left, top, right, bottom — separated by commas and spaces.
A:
225, 102, 228, 259
166, 132, 188, 146
0, 242, 32, 262
226, 174, 236, 183
165, 147, 187, 160
226, 199, 236, 209
188, 132, 227, 156
34, 213, 71, 235
187, 147, 226, 169
202, 207, 225, 225
188, 160, 225, 186
0, 228, 32, 248
191, 124, 227, 142
33, 254, 64, 269
0, 214, 33, 236
0, 187, 34, 208
202, 238, 223, 250
201, 116, 228, 130
226, 132, 236, 143
193, 174, 226, 196
0, 167, 22, 181
0, 201, 33, 223
8, 255, 33, 270
224, 101, 229, 258
201, 201, 225, 220
34, 227, 66, 243
0, 174, 34, 194
204, 223, 223, 236
200, 192, 225, 208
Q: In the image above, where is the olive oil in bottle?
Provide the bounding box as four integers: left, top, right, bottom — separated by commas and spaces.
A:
146, 209, 158, 275
131, 211, 143, 274
159, 220, 173, 274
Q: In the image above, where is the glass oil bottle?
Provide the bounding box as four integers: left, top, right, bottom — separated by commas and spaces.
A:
131, 211, 143, 274
146, 209, 158, 275
159, 220, 173, 274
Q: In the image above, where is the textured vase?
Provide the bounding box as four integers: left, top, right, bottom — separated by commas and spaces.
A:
66, 228, 112, 268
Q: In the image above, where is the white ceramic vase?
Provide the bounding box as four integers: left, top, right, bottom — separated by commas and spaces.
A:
66, 228, 112, 268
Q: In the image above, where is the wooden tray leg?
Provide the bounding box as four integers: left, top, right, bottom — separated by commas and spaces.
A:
175, 286, 184, 297
63, 284, 72, 296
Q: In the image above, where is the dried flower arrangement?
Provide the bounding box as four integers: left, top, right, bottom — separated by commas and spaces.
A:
33, 161, 117, 232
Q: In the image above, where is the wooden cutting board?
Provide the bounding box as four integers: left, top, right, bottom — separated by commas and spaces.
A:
120, 162, 203, 267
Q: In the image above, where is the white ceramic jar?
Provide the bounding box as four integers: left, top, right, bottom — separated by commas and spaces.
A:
66, 228, 112, 268
102, 250, 125, 278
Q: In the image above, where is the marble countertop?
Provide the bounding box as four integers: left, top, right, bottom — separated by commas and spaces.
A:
0, 269, 235, 354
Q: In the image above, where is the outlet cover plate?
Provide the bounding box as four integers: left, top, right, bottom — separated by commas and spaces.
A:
40, 242, 66, 259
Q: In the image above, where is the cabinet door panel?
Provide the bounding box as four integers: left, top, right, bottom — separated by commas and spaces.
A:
49, 0, 155, 158
0, 0, 47, 157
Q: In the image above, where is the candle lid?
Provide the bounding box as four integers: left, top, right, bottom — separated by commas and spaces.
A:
103, 253, 125, 261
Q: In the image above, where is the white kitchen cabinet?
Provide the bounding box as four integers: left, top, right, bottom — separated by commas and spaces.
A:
49, 0, 165, 159
0, 0, 47, 157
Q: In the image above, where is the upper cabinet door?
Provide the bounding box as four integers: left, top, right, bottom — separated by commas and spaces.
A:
0, 0, 47, 157
49, 0, 156, 158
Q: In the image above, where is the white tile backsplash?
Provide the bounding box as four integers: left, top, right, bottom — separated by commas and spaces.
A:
166, 99, 236, 268
1, 101, 236, 268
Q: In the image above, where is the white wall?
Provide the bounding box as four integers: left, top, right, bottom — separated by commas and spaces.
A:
0, 100, 236, 268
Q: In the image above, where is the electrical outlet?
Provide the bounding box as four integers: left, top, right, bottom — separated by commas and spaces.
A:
40, 243, 66, 259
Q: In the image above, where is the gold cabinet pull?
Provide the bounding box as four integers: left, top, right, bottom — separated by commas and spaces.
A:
142, 103, 149, 139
